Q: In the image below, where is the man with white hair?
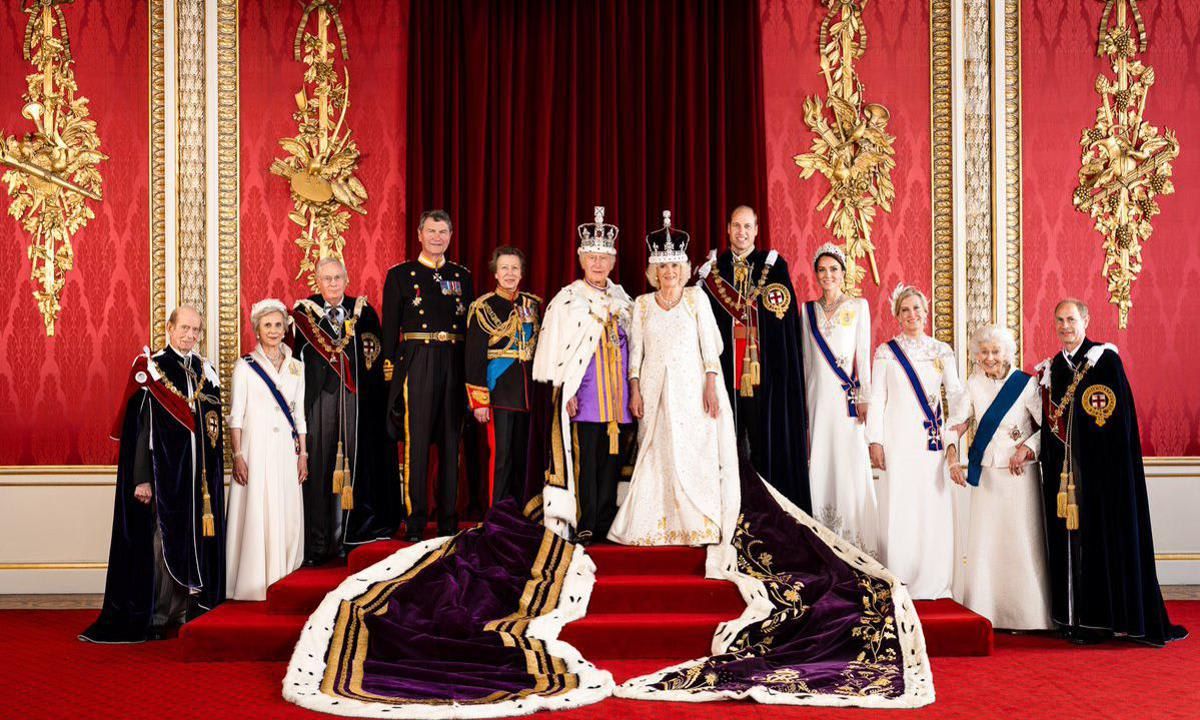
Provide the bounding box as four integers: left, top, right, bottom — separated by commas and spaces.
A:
81, 305, 226, 643
292, 257, 399, 564
532, 206, 635, 544
1037, 298, 1185, 646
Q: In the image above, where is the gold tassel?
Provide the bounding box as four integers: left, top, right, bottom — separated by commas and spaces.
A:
332, 440, 345, 494
750, 358, 761, 387
607, 420, 619, 455
341, 482, 354, 510
1056, 470, 1069, 519
740, 372, 753, 397
201, 485, 215, 537
1065, 481, 1079, 531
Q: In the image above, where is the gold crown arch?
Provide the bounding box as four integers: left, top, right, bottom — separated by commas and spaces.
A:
794, 0, 896, 296
1073, 0, 1179, 328
270, 1, 367, 290
1, 0, 106, 336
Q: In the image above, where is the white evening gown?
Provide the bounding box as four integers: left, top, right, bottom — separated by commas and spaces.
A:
608, 287, 735, 546
226, 346, 307, 601
947, 370, 1052, 630
866, 334, 964, 599
800, 297, 880, 558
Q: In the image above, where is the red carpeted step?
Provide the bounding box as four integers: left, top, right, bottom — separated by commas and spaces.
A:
178, 602, 305, 662
589, 575, 744, 615
560, 612, 729, 660
347, 540, 406, 573
265, 567, 351, 615
914, 598, 994, 657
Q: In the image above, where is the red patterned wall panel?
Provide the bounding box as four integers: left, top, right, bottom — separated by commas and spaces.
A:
239, 0, 409, 350
761, 0, 934, 347
0, 3, 149, 465
1023, 0, 1200, 456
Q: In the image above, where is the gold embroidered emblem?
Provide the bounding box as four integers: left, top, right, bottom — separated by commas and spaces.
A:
933, 357, 944, 372
288, 360, 301, 376
361, 333, 381, 370
1083, 384, 1116, 427
838, 309, 855, 327
204, 411, 220, 448
761, 283, 791, 319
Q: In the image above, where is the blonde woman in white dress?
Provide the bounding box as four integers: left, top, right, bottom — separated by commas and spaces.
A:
945, 325, 1052, 630
226, 299, 308, 601
866, 285, 964, 599
800, 244, 879, 558
609, 212, 736, 547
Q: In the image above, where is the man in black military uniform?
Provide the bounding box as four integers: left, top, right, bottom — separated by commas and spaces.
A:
292, 257, 399, 565
382, 209, 474, 541
698, 205, 812, 512
465, 246, 541, 507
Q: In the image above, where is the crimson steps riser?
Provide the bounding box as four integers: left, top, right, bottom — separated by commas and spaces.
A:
348, 541, 708, 576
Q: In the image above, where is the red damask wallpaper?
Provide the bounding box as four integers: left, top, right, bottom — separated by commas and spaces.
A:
0, 3, 149, 465
761, 0, 933, 347
239, 0, 409, 350
1023, 0, 1200, 456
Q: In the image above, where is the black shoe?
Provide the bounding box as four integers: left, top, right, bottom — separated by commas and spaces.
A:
570, 530, 593, 546
404, 532, 422, 543
302, 558, 321, 568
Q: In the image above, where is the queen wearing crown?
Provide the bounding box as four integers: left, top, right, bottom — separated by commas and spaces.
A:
608, 212, 736, 546
800, 244, 879, 558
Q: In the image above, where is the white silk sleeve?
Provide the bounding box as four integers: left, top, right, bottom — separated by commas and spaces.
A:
694, 288, 724, 373
865, 349, 889, 444
228, 360, 249, 430
628, 297, 646, 381
855, 299, 873, 396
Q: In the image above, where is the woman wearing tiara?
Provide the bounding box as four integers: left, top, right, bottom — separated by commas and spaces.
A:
609, 212, 736, 546
800, 244, 879, 558
866, 284, 964, 599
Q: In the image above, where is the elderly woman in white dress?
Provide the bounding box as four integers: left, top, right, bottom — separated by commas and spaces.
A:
866, 284, 964, 599
801, 243, 879, 558
226, 299, 308, 601
945, 325, 1051, 630
608, 213, 736, 546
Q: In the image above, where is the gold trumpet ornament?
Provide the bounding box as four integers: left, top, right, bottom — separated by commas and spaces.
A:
2, 0, 106, 336
1073, 0, 1179, 328
794, 0, 896, 295
270, 0, 367, 291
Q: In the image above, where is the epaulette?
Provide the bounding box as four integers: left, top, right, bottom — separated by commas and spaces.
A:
519, 290, 543, 304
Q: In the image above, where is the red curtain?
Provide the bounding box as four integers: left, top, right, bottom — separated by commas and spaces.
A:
405, 0, 769, 299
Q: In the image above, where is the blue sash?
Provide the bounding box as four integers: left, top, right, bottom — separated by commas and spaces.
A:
243, 355, 301, 454
804, 302, 860, 417
967, 371, 1030, 487
886, 340, 944, 451
486, 323, 535, 391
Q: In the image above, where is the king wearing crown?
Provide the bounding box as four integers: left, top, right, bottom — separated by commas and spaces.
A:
532, 206, 635, 543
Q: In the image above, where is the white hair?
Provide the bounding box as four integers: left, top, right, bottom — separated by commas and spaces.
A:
968, 324, 1017, 364
249, 298, 289, 333
315, 256, 349, 281
645, 261, 693, 289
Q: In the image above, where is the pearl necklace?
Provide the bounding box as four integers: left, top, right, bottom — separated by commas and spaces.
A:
655, 289, 683, 310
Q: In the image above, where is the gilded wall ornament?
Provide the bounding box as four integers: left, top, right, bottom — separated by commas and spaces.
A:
1073, 0, 1179, 328
794, 0, 896, 295
1, 0, 106, 336
269, 0, 367, 290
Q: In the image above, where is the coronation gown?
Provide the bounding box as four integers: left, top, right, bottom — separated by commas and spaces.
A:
608, 287, 735, 546
800, 297, 879, 558
946, 369, 1052, 630
866, 333, 964, 599
225, 346, 306, 601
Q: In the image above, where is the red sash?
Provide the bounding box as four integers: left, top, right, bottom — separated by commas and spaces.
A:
702, 273, 756, 390
111, 355, 198, 438
292, 307, 357, 393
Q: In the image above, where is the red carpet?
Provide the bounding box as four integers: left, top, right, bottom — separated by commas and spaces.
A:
4, 603, 1196, 719
179, 540, 993, 662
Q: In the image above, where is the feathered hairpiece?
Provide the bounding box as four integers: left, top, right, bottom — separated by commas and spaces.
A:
889, 282, 927, 316
812, 242, 847, 270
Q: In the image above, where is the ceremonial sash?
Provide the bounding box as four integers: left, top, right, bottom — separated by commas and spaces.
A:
804, 302, 860, 417
111, 354, 199, 438
292, 306, 357, 393
967, 371, 1030, 486
886, 340, 944, 451
244, 355, 301, 454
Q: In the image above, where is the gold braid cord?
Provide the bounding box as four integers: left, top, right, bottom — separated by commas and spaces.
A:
2, 0, 106, 336
794, 0, 895, 295
1073, 0, 1179, 328
270, 0, 367, 290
